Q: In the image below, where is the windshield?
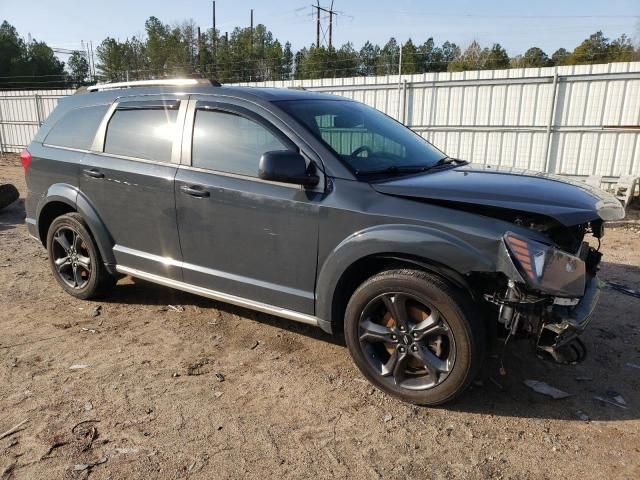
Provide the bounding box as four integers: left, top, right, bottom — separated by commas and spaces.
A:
276, 99, 447, 175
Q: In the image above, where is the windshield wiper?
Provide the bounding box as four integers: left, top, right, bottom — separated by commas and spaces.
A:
355, 165, 431, 175
355, 158, 467, 176
423, 157, 468, 171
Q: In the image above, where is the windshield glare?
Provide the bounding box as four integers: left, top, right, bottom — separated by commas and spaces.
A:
276, 99, 446, 174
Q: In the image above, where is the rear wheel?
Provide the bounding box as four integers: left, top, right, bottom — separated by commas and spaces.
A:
344, 269, 485, 405
46, 213, 114, 299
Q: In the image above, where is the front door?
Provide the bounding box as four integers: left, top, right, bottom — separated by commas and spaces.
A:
174, 100, 321, 314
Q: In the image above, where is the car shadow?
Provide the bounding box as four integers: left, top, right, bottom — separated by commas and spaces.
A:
103, 277, 343, 346
0, 196, 25, 232
103, 260, 639, 421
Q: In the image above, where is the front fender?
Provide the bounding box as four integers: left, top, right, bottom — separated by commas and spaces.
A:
315, 224, 495, 324
36, 184, 116, 266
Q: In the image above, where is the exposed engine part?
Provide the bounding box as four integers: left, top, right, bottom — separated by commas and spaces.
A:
498, 280, 518, 330
535, 276, 602, 364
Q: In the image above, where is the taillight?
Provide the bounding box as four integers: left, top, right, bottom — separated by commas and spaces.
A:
20, 149, 32, 171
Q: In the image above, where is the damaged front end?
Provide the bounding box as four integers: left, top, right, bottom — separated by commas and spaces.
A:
484, 222, 606, 364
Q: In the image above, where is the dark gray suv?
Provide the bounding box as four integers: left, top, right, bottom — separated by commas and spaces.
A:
22, 79, 625, 405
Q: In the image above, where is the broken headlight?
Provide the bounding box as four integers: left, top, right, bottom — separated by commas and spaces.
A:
504, 232, 586, 297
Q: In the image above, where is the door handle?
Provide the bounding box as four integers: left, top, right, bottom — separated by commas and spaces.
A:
180, 185, 210, 198
83, 169, 104, 179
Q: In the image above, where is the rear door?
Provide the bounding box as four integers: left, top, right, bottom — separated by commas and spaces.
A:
80, 96, 187, 279
174, 98, 323, 314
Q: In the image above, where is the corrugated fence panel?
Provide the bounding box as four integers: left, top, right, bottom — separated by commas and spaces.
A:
0, 89, 74, 152
2, 66, 639, 179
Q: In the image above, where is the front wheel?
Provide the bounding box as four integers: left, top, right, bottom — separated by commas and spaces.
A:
344, 269, 485, 405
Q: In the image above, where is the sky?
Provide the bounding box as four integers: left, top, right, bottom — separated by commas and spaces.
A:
1, 0, 639, 57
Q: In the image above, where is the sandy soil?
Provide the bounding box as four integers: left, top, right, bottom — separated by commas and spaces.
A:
1, 153, 639, 480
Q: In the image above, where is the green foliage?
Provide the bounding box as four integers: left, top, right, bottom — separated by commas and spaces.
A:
0, 20, 65, 88
551, 48, 570, 66
484, 44, 510, 70
67, 51, 90, 86
516, 47, 551, 68
2, 16, 640, 88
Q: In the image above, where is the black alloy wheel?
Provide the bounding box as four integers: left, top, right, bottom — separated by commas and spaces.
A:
344, 269, 485, 405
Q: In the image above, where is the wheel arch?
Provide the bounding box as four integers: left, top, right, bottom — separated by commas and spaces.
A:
36, 184, 116, 267
316, 224, 494, 334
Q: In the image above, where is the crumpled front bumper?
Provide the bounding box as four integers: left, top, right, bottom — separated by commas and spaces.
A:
536, 276, 603, 363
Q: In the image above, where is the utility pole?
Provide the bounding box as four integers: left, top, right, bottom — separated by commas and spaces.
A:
197, 26, 202, 72
250, 9, 254, 50
89, 41, 95, 79
315, 1, 320, 47
311, 2, 338, 48
212, 1, 216, 56
328, 0, 334, 49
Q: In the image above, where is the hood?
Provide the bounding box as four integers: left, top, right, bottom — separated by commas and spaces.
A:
372, 164, 625, 226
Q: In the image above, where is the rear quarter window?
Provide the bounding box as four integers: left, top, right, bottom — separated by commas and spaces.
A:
43, 104, 109, 150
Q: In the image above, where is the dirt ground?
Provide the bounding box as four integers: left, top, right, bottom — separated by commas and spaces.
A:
1, 153, 639, 480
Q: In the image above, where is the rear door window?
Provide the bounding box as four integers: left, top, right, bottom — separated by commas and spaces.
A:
104, 108, 178, 162
192, 110, 287, 177
44, 104, 109, 150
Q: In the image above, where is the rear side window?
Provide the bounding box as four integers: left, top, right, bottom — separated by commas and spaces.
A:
44, 104, 109, 150
104, 108, 178, 162
192, 110, 287, 177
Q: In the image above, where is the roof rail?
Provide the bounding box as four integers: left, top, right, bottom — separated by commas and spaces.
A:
85, 78, 221, 93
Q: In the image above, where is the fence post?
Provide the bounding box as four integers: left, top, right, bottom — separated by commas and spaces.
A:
0, 100, 5, 155
401, 79, 408, 125
34, 94, 43, 126
543, 71, 560, 173
397, 43, 403, 120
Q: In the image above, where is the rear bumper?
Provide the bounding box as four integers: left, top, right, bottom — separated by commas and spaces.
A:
25, 217, 39, 240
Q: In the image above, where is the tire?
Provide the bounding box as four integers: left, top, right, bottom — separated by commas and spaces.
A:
46, 213, 115, 299
0, 184, 19, 211
344, 269, 485, 406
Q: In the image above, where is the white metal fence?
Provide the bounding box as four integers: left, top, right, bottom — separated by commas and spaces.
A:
238, 62, 640, 180
0, 89, 74, 153
2, 63, 639, 180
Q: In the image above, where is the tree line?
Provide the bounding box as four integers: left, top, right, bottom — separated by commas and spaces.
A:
1, 17, 638, 89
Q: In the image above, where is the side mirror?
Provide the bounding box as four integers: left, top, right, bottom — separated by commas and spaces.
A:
258, 150, 319, 187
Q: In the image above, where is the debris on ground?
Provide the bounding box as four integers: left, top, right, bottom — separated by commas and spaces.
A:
575, 410, 590, 421
69, 364, 89, 370
249, 340, 260, 350
213, 391, 223, 399
186, 358, 212, 376
382, 414, 393, 423
0, 419, 29, 441
90, 305, 102, 318
489, 376, 504, 390
73, 457, 107, 471
524, 380, 572, 399
168, 305, 185, 312
625, 362, 640, 369
593, 392, 629, 410
215, 372, 225, 382
605, 390, 627, 406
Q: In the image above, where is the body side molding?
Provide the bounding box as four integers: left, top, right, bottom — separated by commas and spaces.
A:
116, 265, 322, 328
